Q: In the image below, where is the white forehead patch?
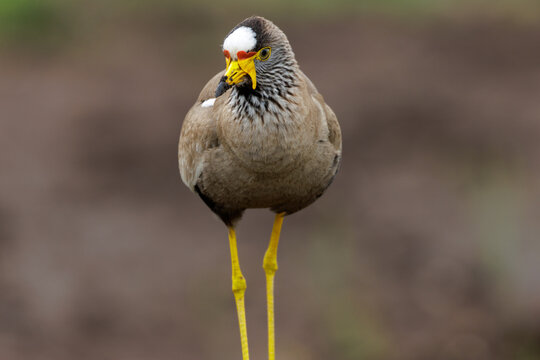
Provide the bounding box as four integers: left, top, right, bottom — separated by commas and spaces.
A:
223, 26, 257, 58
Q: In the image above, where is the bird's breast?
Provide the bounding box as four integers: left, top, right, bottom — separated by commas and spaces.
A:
219, 111, 315, 174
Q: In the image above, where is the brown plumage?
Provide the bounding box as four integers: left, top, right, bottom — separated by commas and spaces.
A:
179, 17, 341, 225
178, 16, 342, 360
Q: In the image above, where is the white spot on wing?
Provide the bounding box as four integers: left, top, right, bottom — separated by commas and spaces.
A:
201, 98, 216, 107
223, 26, 256, 59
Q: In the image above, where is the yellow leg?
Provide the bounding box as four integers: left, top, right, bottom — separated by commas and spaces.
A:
228, 227, 250, 360
263, 213, 285, 360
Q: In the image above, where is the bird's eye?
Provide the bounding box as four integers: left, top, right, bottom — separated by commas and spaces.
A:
258, 47, 271, 61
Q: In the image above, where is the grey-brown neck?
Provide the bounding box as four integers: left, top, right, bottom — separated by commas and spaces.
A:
227, 73, 299, 123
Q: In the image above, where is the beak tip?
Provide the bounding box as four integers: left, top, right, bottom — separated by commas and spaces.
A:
215, 77, 232, 97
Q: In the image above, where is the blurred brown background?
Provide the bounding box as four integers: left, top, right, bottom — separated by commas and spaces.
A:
1, 0, 540, 359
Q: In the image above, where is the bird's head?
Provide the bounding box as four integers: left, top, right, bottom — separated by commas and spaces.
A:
215, 16, 297, 97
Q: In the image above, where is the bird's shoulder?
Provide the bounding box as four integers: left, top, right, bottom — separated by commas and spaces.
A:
297, 70, 342, 153
178, 71, 227, 190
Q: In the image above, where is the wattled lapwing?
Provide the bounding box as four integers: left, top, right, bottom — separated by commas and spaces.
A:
179, 16, 342, 360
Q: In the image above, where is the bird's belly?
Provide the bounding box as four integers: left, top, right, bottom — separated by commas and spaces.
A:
200, 141, 338, 213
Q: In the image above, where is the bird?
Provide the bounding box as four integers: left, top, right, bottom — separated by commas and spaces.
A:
178, 16, 341, 360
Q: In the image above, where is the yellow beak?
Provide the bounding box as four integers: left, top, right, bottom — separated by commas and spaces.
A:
224, 57, 257, 90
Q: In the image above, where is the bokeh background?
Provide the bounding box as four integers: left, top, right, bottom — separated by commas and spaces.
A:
1, 0, 540, 359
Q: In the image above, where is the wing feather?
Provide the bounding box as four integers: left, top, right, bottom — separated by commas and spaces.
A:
298, 70, 342, 153
178, 71, 226, 190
